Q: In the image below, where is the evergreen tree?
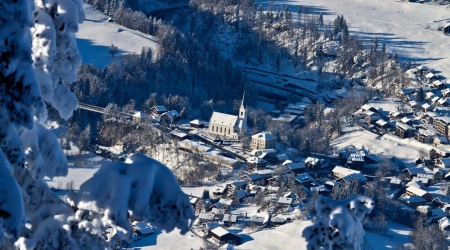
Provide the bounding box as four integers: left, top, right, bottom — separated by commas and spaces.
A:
416, 87, 425, 102
77, 124, 91, 153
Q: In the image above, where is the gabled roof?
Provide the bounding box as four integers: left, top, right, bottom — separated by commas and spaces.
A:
252, 132, 277, 140
406, 186, 429, 197
287, 162, 306, 170
209, 112, 238, 126
246, 173, 262, 181
153, 105, 167, 112
437, 158, 450, 167
133, 111, 147, 117
223, 214, 238, 223
236, 190, 250, 199
211, 227, 231, 237
399, 195, 426, 204
295, 173, 315, 184
278, 197, 293, 205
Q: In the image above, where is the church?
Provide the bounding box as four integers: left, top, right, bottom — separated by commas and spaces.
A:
208, 95, 247, 139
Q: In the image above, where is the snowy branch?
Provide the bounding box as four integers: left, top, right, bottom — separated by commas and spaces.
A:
302, 196, 375, 250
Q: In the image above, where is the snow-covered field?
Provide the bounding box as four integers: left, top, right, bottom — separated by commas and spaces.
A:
332, 126, 433, 163
270, 0, 450, 78
76, 3, 159, 68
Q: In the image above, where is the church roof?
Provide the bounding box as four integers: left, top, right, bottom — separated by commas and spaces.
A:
209, 112, 238, 127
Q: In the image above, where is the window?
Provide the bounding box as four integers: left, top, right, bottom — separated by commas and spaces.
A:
220, 127, 222, 133
211, 125, 214, 132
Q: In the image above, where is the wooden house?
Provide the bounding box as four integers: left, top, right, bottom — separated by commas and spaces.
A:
390, 111, 405, 120
271, 217, 287, 226
286, 162, 306, 174
375, 119, 391, 130
152, 105, 168, 116
222, 214, 238, 227
395, 123, 415, 138
430, 147, 450, 160
405, 186, 432, 201
189, 119, 205, 128
399, 195, 427, 209
304, 157, 326, 169
210, 227, 241, 245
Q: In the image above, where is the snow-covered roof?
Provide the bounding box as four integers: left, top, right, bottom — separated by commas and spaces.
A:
209, 111, 238, 126
276, 154, 289, 161
287, 162, 306, 170
133, 111, 147, 117
252, 132, 277, 140
218, 198, 233, 206
390, 177, 402, 185
438, 217, 450, 230
295, 173, 315, 184
406, 181, 425, 189
396, 123, 414, 131
332, 166, 360, 176
199, 213, 215, 220
153, 105, 167, 112
426, 72, 436, 79
406, 186, 428, 197
236, 190, 249, 199
437, 158, 450, 167
399, 195, 426, 204
376, 119, 388, 126
277, 197, 293, 205
211, 226, 230, 237
246, 173, 262, 181
223, 214, 238, 223
405, 167, 427, 175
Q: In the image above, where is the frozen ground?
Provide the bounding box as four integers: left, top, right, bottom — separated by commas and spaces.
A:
365, 221, 412, 250
268, 0, 450, 78
76, 3, 159, 68
126, 228, 203, 249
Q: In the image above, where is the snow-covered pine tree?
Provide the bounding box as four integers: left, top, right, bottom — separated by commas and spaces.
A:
0, 0, 195, 249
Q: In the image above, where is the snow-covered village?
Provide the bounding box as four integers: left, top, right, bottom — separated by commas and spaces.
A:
2, 0, 450, 249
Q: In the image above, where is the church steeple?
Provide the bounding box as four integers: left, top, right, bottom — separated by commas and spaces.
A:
237, 89, 247, 132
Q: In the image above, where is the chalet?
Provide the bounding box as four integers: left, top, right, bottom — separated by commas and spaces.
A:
431, 96, 441, 105
434, 136, 449, 147
436, 158, 450, 168
400, 117, 413, 126
375, 119, 391, 130
304, 157, 326, 169
426, 73, 438, 83
132, 221, 155, 238
198, 213, 216, 222
161, 110, 180, 123
390, 111, 405, 120
132, 111, 148, 123
366, 115, 381, 125
430, 147, 450, 160
267, 186, 280, 194
243, 173, 263, 184
189, 119, 205, 128
415, 129, 435, 143
406, 181, 425, 189
222, 214, 238, 227
438, 217, 450, 233
277, 197, 294, 207
338, 172, 367, 184
257, 151, 278, 164
433, 168, 445, 182
286, 162, 306, 174
405, 186, 432, 201
395, 123, 415, 138
212, 208, 226, 219
228, 181, 248, 192
295, 173, 316, 188
251, 132, 277, 150
437, 98, 450, 107
361, 104, 378, 113
412, 176, 432, 187
236, 190, 250, 202
433, 79, 445, 89
271, 217, 287, 226
210, 227, 241, 245
212, 185, 227, 196
218, 198, 233, 208
403, 167, 428, 179
442, 89, 450, 98
247, 157, 267, 171
397, 88, 415, 98
152, 105, 168, 115
433, 196, 450, 208
426, 92, 437, 101
249, 216, 266, 226
333, 166, 360, 179
399, 195, 427, 208
390, 177, 403, 190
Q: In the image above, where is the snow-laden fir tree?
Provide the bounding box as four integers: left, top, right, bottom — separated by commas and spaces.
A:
302, 196, 375, 250
0, 0, 195, 249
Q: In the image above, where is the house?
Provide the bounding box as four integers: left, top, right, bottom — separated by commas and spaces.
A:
152, 105, 168, 115
433, 196, 450, 208
400, 117, 414, 126
437, 98, 450, 107
247, 157, 267, 171
210, 227, 241, 245
405, 186, 432, 201
430, 147, 450, 160
132, 221, 155, 238
375, 119, 391, 130
228, 181, 248, 192
333, 166, 360, 178
436, 158, 450, 168
212, 185, 227, 196
426, 73, 438, 83
251, 132, 277, 150
438, 217, 450, 233
397, 88, 415, 99
434, 136, 449, 147
161, 110, 181, 123
403, 167, 428, 179
249, 216, 266, 226
395, 123, 415, 138
422, 103, 433, 112
198, 213, 216, 222
361, 104, 378, 112
132, 111, 147, 123
390, 177, 403, 190
304, 157, 326, 169
366, 115, 381, 125
277, 197, 293, 207
295, 173, 316, 188
433, 79, 445, 89
105, 227, 126, 250
202, 222, 220, 235
399, 195, 427, 208
236, 190, 250, 202
406, 180, 425, 189
390, 111, 405, 120
286, 162, 306, 174
222, 214, 238, 227
190, 119, 205, 128
415, 129, 435, 143
271, 217, 287, 226
243, 173, 263, 184
209, 96, 247, 139
416, 205, 432, 216
433, 168, 445, 182
218, 198, 233, 208
267, 186, 280, 194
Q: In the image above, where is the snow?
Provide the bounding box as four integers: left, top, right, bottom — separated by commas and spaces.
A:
126, 228, 203, 249
365, 221, 412, 250
302, 196, 375, 249
76, 3, 160, 68
69, 154, 196, 241
272, 0, 450, 78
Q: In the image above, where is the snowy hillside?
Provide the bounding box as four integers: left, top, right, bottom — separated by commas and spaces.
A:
76, 3, 159, 67
272, 0, 450, 78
